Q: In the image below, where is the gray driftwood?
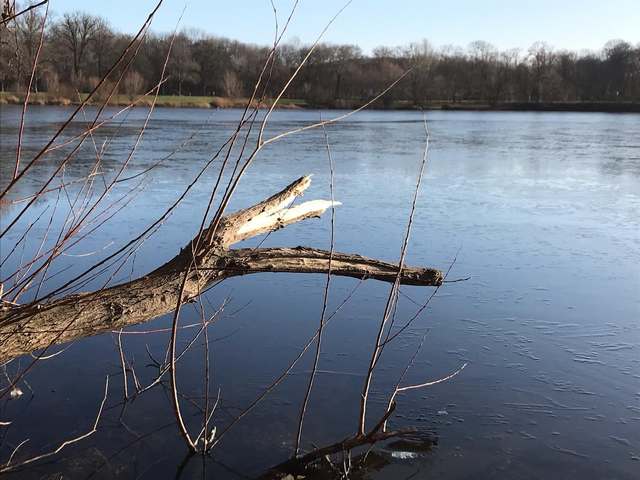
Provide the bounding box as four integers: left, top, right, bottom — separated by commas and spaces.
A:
0, 176, 442, 363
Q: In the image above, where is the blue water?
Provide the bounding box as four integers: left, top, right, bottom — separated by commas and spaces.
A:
1, 105, 639, 478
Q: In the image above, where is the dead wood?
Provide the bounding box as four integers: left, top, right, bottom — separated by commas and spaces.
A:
0, 175, 442, 363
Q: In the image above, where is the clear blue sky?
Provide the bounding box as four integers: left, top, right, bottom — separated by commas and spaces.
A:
49, 0, 639, 53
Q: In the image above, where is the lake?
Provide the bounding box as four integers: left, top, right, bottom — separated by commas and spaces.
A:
1, 105, 639, 478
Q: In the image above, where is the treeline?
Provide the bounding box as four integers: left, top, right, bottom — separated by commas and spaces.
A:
2, 8, 639, 107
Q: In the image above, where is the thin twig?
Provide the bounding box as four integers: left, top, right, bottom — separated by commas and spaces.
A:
13, 0, 48, 180
358, 114, 430, 435
294, 119, 336, 456
0, 375, 110, 473
0, 0, 47, 26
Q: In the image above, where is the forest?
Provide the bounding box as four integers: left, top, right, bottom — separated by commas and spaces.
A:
2, 9, 639, 108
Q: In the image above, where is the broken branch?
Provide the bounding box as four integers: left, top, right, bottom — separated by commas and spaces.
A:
0, 176, 442, 363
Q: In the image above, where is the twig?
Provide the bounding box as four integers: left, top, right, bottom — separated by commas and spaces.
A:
358, 114, 430, 435
117, 329, 128, 399
0, 375, 110, 473
294, 119, 336, 456
0, 0, 47, 26
13, 0, 48, 179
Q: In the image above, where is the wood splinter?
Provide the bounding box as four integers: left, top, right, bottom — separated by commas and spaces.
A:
0, 175, 443, 363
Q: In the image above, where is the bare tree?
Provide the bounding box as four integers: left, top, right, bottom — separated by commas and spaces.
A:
403, 39, 437, 106
468, 40, 497, 101
528, 41, 555, 102
604, 40, 633, 98
166, 32, 200, 96
12, 3, 45, 91
89, 16, 113, 79
49, 11, 100, 87
221, 69, 241, 97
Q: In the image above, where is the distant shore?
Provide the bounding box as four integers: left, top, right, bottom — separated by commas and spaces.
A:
2, 92, 638, 113
0, 92, 303, 110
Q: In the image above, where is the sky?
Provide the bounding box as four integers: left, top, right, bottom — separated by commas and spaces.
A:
48, 0, 639, 53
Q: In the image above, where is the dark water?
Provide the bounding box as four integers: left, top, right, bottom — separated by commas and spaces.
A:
1, 105, 639, 479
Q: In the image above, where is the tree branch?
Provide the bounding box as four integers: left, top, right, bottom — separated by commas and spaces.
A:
213, 175, 340, 247
0, 175, 442, 363
224, 247, 443, 286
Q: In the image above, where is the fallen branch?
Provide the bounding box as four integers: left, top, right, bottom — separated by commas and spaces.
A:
0, 175, 442, 363
262, 402, 413, 478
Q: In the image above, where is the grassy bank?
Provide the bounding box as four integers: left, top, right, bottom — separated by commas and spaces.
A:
0, 91, 306, 109
1, 92, 638, 113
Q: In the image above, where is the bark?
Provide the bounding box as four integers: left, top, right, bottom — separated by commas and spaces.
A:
261, 402, 412, 478
0, 176, 442, 363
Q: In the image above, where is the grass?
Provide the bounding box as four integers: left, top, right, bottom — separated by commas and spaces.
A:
2, 91, 637, 112
0, 91, 307, 109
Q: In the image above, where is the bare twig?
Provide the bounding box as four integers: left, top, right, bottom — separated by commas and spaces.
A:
0, 375, 110, 473
0, 0, 47, 26
358, 115, 430, 435
13, 0, 48, 179
294, 120, 336, 456
117, 329, 128, 399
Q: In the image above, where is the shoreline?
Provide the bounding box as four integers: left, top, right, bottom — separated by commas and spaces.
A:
1, 92, 639, 113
